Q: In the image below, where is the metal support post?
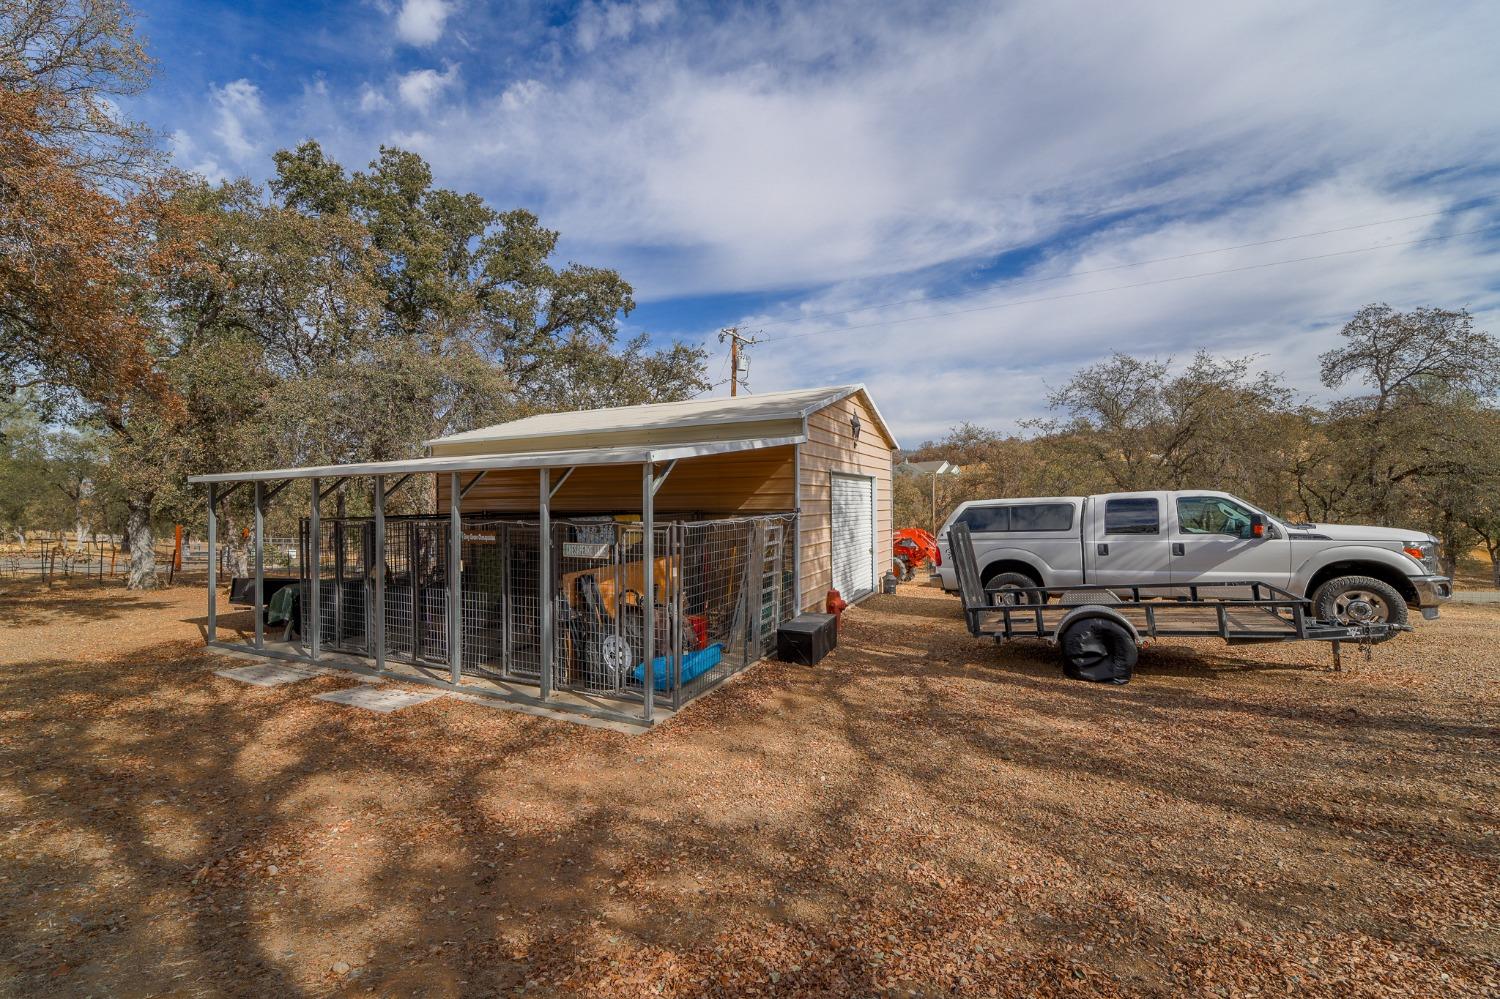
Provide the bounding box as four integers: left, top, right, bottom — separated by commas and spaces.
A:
207, 483, 218, 643
793, 439, 803, 612
538, 469, 552, 700
373, 475, 386, 673
308, 477, 320, 661
253, 481, 265, 650
448, 472, 462, 684
642, 462, 655, 723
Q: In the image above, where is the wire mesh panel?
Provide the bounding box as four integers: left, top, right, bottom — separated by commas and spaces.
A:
411, 521, 449, 666
297, 510, 796, 713
298, 518, 337, 655
553, 519, 625, 697
328, 520, 371, 654
384, 520, 415, 661
459, 522, 506, 677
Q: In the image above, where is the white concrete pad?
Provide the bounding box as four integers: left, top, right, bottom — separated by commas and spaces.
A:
314, 686, 445, 713
216, 663, 322, 687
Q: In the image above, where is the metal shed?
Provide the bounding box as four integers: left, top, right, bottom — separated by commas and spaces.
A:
189, 385, 897, 725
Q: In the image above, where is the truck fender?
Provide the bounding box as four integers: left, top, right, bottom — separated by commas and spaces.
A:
1051, 605, 1142, 647
975, 547, 1051, 585
1290, 545, 1418, 597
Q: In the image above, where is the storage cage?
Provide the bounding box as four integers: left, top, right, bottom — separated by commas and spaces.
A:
298, 512, 797, 712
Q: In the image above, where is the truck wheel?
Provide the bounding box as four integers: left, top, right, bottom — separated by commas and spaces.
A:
1059, 617, 1138, 683
986, 572, 1043, 607
1311, 576, 1407, 639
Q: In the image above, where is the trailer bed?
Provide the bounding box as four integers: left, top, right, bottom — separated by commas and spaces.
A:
946, 522, 1403, 681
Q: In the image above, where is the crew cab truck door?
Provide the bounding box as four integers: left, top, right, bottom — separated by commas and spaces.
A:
1169, 493, 1292, 590
1087, 492, 1172, 587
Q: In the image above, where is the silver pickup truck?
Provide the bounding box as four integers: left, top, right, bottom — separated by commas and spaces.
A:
934, 490, 1452, 627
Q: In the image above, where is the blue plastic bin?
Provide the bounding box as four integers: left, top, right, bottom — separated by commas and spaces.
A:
633, 643, 724, 691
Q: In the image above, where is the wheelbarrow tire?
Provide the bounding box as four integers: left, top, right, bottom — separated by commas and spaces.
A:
1059, 617, 1137, 683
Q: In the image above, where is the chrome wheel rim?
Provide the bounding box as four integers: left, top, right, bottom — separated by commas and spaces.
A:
992, 585, 1026, 607
1333, 589, 1388, 624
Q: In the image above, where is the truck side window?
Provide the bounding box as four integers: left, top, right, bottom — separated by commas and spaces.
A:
958, 506, 1010, 532
1011, 504, 1074, 531
1177, 496, 1255, 538
1104, 498, 1159, 535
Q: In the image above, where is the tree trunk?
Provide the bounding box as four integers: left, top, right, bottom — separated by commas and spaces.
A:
221, 512, 251, 578
125, 495, 159, 590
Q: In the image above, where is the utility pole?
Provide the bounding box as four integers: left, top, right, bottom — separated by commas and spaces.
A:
718, 326, 760, 396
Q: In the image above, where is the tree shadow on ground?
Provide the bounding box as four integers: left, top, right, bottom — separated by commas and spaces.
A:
0, 579, 178, 627
0, 588, 1494, 998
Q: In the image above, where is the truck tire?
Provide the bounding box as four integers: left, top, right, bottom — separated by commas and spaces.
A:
986, 571, 1043, 607
1059, 617, 1137, 684
1311, 575, 1407, 639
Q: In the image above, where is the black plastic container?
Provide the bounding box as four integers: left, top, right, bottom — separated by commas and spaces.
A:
776, 612, 838, 666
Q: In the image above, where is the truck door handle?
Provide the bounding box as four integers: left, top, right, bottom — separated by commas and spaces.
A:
1172, 542, 1185, 556
1097, 543, 1109, 557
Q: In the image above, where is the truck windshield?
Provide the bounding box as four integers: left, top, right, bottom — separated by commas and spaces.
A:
1177, 496, 1257, 538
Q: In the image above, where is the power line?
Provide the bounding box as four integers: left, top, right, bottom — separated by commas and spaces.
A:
759, 222, 1500, 345
750, 199, 1498, 334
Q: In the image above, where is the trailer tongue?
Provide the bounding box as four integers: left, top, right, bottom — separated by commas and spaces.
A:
947, 522, 1407, 683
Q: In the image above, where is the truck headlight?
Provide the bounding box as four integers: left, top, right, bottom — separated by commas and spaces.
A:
1402, 541, 1438, 573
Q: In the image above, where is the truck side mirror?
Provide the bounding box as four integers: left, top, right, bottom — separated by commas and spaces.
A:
1250, 514, 1265, 539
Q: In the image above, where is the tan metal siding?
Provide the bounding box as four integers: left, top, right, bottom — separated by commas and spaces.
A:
798, 394, 894, 610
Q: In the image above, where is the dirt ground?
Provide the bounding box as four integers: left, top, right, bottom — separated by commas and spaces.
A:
0, 579, 1496, 998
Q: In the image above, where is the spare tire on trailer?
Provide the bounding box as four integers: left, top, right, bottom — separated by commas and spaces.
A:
1059, 616, 1138, 684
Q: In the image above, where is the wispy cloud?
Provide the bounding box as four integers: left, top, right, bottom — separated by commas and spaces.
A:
209, 78, 266, 164
396, 63, 460, 111
575, 0, 675, 52
140, 0, 1500, 440
395, 0, 452, 47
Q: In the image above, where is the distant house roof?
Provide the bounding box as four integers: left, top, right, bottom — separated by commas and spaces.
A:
426, 384, 899, 451
898, 460, 961, 476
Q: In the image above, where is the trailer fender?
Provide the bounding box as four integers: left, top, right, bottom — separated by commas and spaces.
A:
1051, 605, 1142, 647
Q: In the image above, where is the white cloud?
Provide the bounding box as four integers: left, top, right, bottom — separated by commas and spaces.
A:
575, 0, 674, 52
736, 182, 1500, 440
349, 0, 1498, 306
154, 1, 1500, 441
358, 82, 391, 113
169, 127, 228, 184
396, 63, 460, 111
209, 78, 265, 164
395, 0, 451, 46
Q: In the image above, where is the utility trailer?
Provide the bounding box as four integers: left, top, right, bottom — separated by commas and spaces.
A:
946, 522, 1407, 683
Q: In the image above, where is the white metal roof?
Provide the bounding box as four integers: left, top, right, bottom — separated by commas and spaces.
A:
899, 460, 961, 475
425, 384, 898, 450
187, 435, 803, 484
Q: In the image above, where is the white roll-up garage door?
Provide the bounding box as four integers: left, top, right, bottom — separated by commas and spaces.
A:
831, 473, 876, 600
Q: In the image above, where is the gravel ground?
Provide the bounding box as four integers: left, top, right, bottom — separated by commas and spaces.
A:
0, 578, 1496, 998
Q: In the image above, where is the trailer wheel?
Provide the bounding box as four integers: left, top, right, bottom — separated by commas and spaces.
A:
987, 572, 1044, 607
1311, 575, 1407, 640
1059, 617, 1138, 684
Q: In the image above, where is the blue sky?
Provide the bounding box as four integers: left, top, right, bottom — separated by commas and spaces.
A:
128, 0, 1500, 444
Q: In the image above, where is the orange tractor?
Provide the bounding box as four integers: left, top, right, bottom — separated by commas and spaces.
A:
892, 527, 941, 582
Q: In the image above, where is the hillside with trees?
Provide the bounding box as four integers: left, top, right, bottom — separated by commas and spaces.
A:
899, 304, 1500, 583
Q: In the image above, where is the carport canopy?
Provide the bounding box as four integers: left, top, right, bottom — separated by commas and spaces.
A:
185, 434, 804, 484
186, 432, 805, 724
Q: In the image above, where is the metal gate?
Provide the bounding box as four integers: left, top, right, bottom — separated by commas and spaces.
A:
831, 473, 875, 600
